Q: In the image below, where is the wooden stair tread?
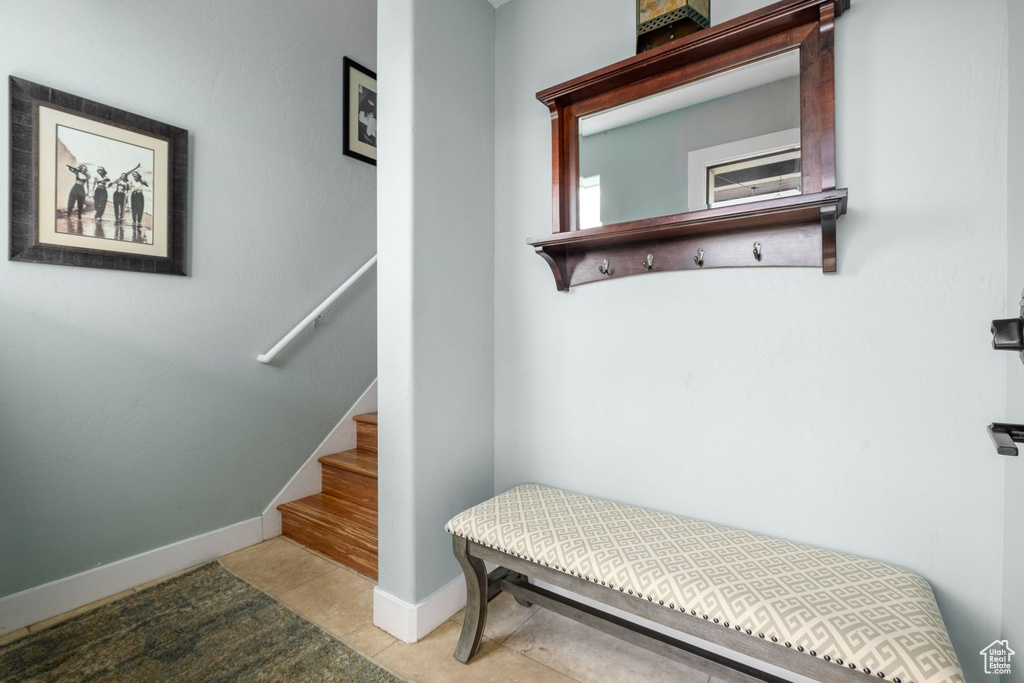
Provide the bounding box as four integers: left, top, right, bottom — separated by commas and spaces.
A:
352, 412, 377, 425
278, 494, 376, 550
319, 449, 377, 478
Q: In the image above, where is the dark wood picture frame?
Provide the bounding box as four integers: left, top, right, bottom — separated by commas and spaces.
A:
8, 77, 188, 275
530, 0, 849, 290
343, 57, 377, 166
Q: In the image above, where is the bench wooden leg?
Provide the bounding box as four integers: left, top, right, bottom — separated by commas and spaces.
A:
453, 536, 487, 663
506, 571, 534, 608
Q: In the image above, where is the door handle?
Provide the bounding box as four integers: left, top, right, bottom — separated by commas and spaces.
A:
992, 289, 1024, 362
989, 423, 1024, 457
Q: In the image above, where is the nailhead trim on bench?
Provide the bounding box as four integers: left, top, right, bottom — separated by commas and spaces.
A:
447, 530, 920, 682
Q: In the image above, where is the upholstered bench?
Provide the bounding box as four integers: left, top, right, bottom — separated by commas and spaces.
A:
446, 484, 963, 683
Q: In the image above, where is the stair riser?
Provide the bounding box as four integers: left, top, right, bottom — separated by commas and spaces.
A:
322, 467, 377, 510
282, 504, 377, 549
282, 517, 378, 580
356, 422, 377, 454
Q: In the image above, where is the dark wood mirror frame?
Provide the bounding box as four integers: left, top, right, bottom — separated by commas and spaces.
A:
529, 0, 849, 291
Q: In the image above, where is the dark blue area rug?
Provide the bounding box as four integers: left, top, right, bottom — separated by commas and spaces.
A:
0, 562, 402, 682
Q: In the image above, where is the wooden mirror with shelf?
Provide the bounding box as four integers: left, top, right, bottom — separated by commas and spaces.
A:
529, 0, 849, 291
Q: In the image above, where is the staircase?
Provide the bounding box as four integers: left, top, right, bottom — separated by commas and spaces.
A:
278, 412, 378, 579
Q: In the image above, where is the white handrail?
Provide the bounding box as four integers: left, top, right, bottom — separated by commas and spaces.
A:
257, 254, 377, 364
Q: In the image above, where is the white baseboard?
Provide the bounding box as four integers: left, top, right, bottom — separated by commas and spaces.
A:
373, 575, 467, 643
0, 517, 262, 636
261, 379, 378, 540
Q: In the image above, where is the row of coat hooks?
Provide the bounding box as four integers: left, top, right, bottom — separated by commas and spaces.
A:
597, 241, 764, 275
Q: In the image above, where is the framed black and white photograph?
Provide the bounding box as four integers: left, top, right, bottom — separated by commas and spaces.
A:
9, 76, 188, 275
343, 57, 377, 166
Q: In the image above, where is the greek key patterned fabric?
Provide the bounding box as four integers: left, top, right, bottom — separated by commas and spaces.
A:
446, 484, 963, 683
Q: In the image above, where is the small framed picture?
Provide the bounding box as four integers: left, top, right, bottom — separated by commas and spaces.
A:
343, 57, 377, 166
9, 77, 188, 275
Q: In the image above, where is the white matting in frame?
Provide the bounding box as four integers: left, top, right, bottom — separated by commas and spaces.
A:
37, 105, 169, 259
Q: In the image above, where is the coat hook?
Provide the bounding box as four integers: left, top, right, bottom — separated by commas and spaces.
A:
642, 254, 654, 271
753, 242, 762, 261
313, 314, 324, 329
598, 258, 610, 275
694, 248, 704, 267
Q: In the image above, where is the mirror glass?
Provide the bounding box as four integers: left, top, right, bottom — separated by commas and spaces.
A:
577, 50, 801, 229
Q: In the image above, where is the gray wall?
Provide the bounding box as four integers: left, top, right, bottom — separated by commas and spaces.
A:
1004, 0, 1024, 680
0, 0, 377, 598
493, 1, 1006, 679
377, 0, 495, 603
581, 76, 799, 224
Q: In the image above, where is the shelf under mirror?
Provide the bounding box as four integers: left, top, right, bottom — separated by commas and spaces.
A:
530, 189, 846, 290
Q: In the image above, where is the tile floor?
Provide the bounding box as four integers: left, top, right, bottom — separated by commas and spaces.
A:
7, 537, 723, 682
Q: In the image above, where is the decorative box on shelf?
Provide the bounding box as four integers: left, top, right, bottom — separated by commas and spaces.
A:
637, 0, 711, 53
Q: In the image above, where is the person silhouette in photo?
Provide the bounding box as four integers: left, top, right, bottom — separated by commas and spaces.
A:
358, 108, 376, 145
65, 163, 90, 219
92, 167, 111, 220
112, 172, 129, 231
129, 171, 148, 230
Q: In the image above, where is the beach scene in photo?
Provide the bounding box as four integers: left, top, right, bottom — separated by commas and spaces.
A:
55, 125, 155, 245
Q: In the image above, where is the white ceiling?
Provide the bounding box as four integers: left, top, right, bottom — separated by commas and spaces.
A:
488, 0, 514, 7
579, 50, 800, 137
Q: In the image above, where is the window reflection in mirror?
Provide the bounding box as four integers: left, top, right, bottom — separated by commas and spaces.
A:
707, 148, 801, 208
577, 50, 801, 230
579, 175, 602, 228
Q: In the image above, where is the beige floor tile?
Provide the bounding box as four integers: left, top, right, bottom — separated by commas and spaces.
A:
504, 609, 710, 683
341, 624, 397, 658
451, 591, 539, 644
276, 567, 376, 639
375, 620, 574, 683
219, 537, 334, 597
0, 628, 29, 646
28, 590, 135, 633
